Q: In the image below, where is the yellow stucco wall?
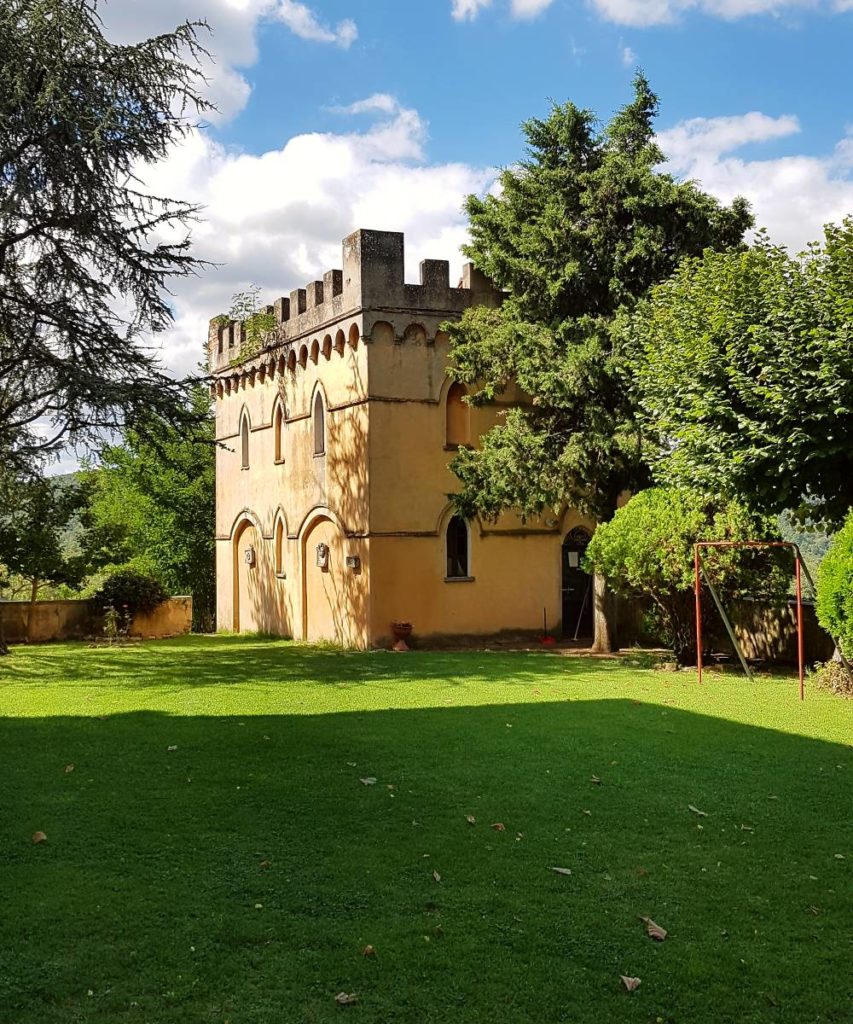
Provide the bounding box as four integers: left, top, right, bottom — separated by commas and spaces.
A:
211, 229, 594, 648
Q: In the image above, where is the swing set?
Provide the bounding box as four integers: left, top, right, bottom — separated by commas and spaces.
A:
693, 540, 851, 701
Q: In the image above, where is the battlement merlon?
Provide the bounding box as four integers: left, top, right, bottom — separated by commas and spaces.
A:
207, 228, 502, 369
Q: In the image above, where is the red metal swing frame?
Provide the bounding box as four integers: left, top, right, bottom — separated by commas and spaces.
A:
693, 541, 809, 700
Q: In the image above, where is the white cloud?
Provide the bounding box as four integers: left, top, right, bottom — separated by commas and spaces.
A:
273, 0, 358, 47
452, 0, 494, 18
621, 44, 637, 64
510, 0, 557, 16
139, 99, 493, 378
590, 0, 822, 26
95, 1, 359, 123
330, 94, 402, 116
451, 0, 556, 19
658, 112, 853, 252
658, 111, 801, 163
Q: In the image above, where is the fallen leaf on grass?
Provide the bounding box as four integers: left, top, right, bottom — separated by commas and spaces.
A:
359, 777, 377, 786
590, 775, 602, 785
640, 916, 667, 941
166, 745, 178, 752
688, 804, 708, 817
620, 976, 641, 992
834, 853, 845, 860
491, 822, 506, 831
582, 809, 591, 816
432, 870, 441, 883
334, 992, 358, 1006
63, 763, 74, 773
361, 945, 376, 957
31, 831, 47, 844
466, 815, 476, 825
550, 866, 572, 876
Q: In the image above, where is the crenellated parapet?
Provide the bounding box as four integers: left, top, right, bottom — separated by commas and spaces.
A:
208, 229, 501, 387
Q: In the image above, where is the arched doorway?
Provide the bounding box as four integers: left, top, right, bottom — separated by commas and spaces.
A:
562, 527, 593, 639
233, 519, 260, 633
302, 515, 346, 644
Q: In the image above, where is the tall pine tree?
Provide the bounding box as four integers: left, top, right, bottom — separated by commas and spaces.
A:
0, 0, 211, 474
447, 74, 752, 650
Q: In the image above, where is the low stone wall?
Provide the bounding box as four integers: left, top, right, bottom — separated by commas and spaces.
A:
0, 597, 193, 644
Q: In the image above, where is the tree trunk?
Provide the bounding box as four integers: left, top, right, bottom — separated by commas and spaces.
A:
26, 577, 39, 643
590, 573, 618, 654
0, 602, 8, 656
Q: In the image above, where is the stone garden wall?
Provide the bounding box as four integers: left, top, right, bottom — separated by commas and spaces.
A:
0, 597, 193, 644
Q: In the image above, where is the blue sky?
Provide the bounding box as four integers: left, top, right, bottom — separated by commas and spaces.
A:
94, 0, 853, 381
217, 2, 851, 168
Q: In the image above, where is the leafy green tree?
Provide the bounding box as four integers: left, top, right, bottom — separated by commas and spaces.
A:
816, 511, 853, 659
627, 221, 853, 530
0, 475, 87, 647
447, 74, 752, 650
584, 487, 782, 665
0, 0, 211, 475
82, 385, 215, 631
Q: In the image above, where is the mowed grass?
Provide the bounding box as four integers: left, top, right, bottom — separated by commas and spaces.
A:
1, 636, 851, 1024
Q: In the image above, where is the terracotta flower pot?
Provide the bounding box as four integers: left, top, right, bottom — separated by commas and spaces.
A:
391, 621, 413, 652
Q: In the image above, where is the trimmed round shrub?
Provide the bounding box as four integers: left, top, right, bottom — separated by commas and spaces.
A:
816, 511, 853, 658
94, 568, 168, 616
584, 487, 782, 665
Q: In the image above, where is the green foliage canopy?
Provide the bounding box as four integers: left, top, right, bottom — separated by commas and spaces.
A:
0, 473, 88, 648
816, 510, 853, 658
447, 74, 752, 524
627, 221, 853, 530
585, 487, 782, 663
93, 567, 169, 616
82, 385, 215, 630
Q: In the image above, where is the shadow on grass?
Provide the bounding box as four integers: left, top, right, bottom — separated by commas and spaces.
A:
2, 698, 851, 1024
0, 634, 630, 692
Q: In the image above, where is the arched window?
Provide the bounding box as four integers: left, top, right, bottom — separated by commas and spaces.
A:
240, 413, 250, 469
275, 518, 285, 576
445, 382, 470, 449
446, 515, 470, 579
274, 402, 285, 464
313, 392, 325, 456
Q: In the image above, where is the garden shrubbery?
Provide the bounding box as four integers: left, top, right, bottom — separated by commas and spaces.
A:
585, 487, 784, 665
93, 567, 168, 617
816, 511, 853, 659
811, 660, 853, 697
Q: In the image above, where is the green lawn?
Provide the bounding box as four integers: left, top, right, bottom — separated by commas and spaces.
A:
1, 636, 851, 1024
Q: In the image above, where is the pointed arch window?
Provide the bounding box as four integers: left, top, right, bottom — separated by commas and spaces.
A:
445, 382, 470, 449
445, 515, 471, 580
274, 402, 285, 464
313, 391, 326, 456
274, 517, 286, 577
240, 413, 250, 469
